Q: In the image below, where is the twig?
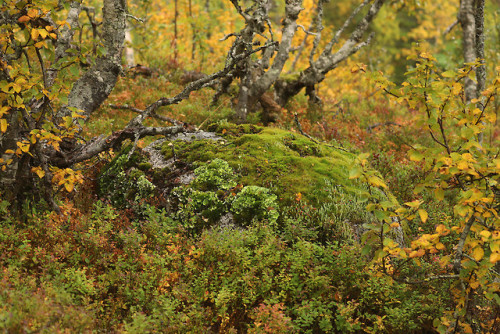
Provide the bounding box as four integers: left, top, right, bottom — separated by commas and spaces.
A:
297, 24, 318, 36
366, 121, 401, 132
294, 113, 348, 152
108, 104, 184, 126
444, 20, 458, 36
219, 33, 239, 41
126, 13, 145, 23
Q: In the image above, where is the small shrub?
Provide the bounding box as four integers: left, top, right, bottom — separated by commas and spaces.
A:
192, 158, 237, 191
231, 186, 279, 226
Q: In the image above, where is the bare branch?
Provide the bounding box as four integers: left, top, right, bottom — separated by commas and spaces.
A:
308, 0, 324, 66
58, 0, 127, 119
323, 0, 371, 56
444, 20, 458, 36
108, 104, 184, 126
46, 1, 82, 87
51, 125, 187, 168
250, 0, 304, 97
453, 215, 476, 274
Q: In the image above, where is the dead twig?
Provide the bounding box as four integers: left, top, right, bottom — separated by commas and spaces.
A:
366, 121, 402, 132
294, 113, 348, 152
108, 104, 184, 126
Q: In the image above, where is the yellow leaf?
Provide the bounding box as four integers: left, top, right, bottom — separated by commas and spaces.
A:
64, 182, 74, 192
457, 160, 468, 170
31, 28, 40, 41
17, 142, 30, 153
39, 29, 48, 39
367, 175, 388, 189
418, 209, 428, 223
0, 106, 10, 117
5, 149, 14, 154
409, 249, 425, 258
472, 247, 484, 261
469, 280, 479, 289
479, 230, 491, 240
0, 118, 7, 133
489, 252, 500, 264
31, 167, 45, 179
404, 200, 422, 208
436, 243, 445, 250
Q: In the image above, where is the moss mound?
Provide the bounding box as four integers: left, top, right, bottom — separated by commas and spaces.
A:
153, 122, 361, 205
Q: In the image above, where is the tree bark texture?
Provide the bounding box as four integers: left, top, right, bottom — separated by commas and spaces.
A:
458, 0, 478, 102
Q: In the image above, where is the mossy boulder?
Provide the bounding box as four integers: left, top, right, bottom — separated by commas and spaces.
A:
117, 121, 368, 207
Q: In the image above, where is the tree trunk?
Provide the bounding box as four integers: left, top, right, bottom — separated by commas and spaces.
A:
458, 0, 478, 102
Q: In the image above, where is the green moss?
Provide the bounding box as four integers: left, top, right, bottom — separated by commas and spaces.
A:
158, 126, 360, 205
138, 162, 152, 171
206, 121, 263, 137
279, 72, 301, 82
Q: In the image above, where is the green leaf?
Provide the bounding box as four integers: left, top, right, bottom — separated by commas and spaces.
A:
413, 184, 425, 194
441, 70, 455, 78
434, 188, 445, 201
409, 149, 425, 162
349, 166, 362, 179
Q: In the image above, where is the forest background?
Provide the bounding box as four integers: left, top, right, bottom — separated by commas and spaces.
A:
0, 0, 499, 333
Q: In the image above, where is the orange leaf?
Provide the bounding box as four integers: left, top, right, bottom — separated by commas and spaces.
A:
27, 9, 39, 18
18, 15, 30, 23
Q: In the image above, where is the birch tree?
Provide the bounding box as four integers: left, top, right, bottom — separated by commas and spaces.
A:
212, 0, 386, 123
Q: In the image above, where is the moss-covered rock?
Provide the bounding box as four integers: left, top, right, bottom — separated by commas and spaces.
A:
152, 123, 363, 206
100, 123, 366, 207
